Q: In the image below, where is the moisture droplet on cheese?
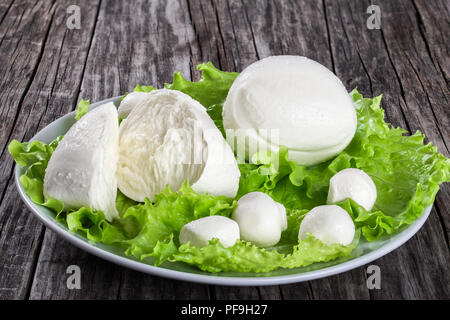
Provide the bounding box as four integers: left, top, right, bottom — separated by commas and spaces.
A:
298, 205, 355, 246
117, 89, 240, 202
232, 192, 287, 247
222, 55, 357, 166
327, 168, 377, 211
179, 215, 240, 248
118, 92, 151, 119
44, 102, 119, 221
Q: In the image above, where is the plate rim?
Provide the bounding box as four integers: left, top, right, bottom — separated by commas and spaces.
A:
13, 96, 432, 286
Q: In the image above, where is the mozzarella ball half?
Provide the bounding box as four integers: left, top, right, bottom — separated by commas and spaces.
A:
232, 192, 287, 247
223, 55, 357, 165
298, 205, 355, 246
118, 91, 151, 119
327, 168, 377, 211
44, 102, 119, 221
179, 216, 240, 248
117, 89, 240, 202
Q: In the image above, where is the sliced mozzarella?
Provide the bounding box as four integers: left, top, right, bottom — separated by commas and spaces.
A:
117, 89, 240, 202
327, 168, 377, 211
44, 102, 119, 221
223, 55, 357, 165
298, 205, 355, 246
118, 92, 151, 119
179, 215, 240, 248
232, 192, 287, 247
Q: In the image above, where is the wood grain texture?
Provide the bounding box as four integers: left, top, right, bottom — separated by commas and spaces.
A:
320, 0, 450, 299
0, 0, 448, 300
0, 0, 101, 299
0, 0, 72, 299
0, 0, 54, 212
410, 0, 450, 247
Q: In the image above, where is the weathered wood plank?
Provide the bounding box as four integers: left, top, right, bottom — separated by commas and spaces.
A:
117, 270, 210, 300
0, 0, 14, 26
0, 182, 45, 299
412, 0, 449, 85
213, 286, 262, 300
211, 284, 283, 300
29, 231, 121, 299
382, 0, 449, 155
370, 0, 449, 241
279, 281, 314, 300
29, 0, 211, 300
0, 0, 58, 300
323, 0, 410, 129
212, 0, 260, 70
308, 269, 371, 300
77, 0, 194, 102
0, 0, 55, 205
0, 0, 101, 299
409, 0, 450, 247
367, 209, 450, 299
321, 0, 450, 299
184, 0, 222, 73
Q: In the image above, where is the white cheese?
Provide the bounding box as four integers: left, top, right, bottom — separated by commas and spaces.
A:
117, 89, 240, 202
118, 91, 151, 119
222, 55, 357, 166
275, 201, 287, 231
43, 102, 119, 221
179, 215, 240, 248
232, 192, 287, 247
298, 205, 355, 246
327, 168, 377, 211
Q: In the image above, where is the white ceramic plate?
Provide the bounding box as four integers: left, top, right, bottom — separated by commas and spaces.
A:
14, 96, 432, 286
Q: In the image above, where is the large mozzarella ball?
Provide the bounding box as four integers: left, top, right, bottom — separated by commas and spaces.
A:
232, 192, 287, 247
117, 89, 240, 202
298, 205, 355, 246
222, 55, 357, 166
327, 168, 377, 211
179, 215, 240, 248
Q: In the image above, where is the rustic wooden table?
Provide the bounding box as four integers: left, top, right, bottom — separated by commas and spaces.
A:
0, 0, 448, 300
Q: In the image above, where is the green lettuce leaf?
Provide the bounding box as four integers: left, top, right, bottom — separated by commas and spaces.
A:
165, 62, 238, 134
171, 232, 358, 273
8, 138, 64, 213
74, 99, 90, 120
120, 84, 156, 102
122, 182, 236, 259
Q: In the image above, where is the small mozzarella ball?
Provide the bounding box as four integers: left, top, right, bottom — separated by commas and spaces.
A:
275, 202, 287, 231
179, 215, 240, 248
298, 205, 355, 246
327, 168, 377, 211
233, 192, 287, 247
